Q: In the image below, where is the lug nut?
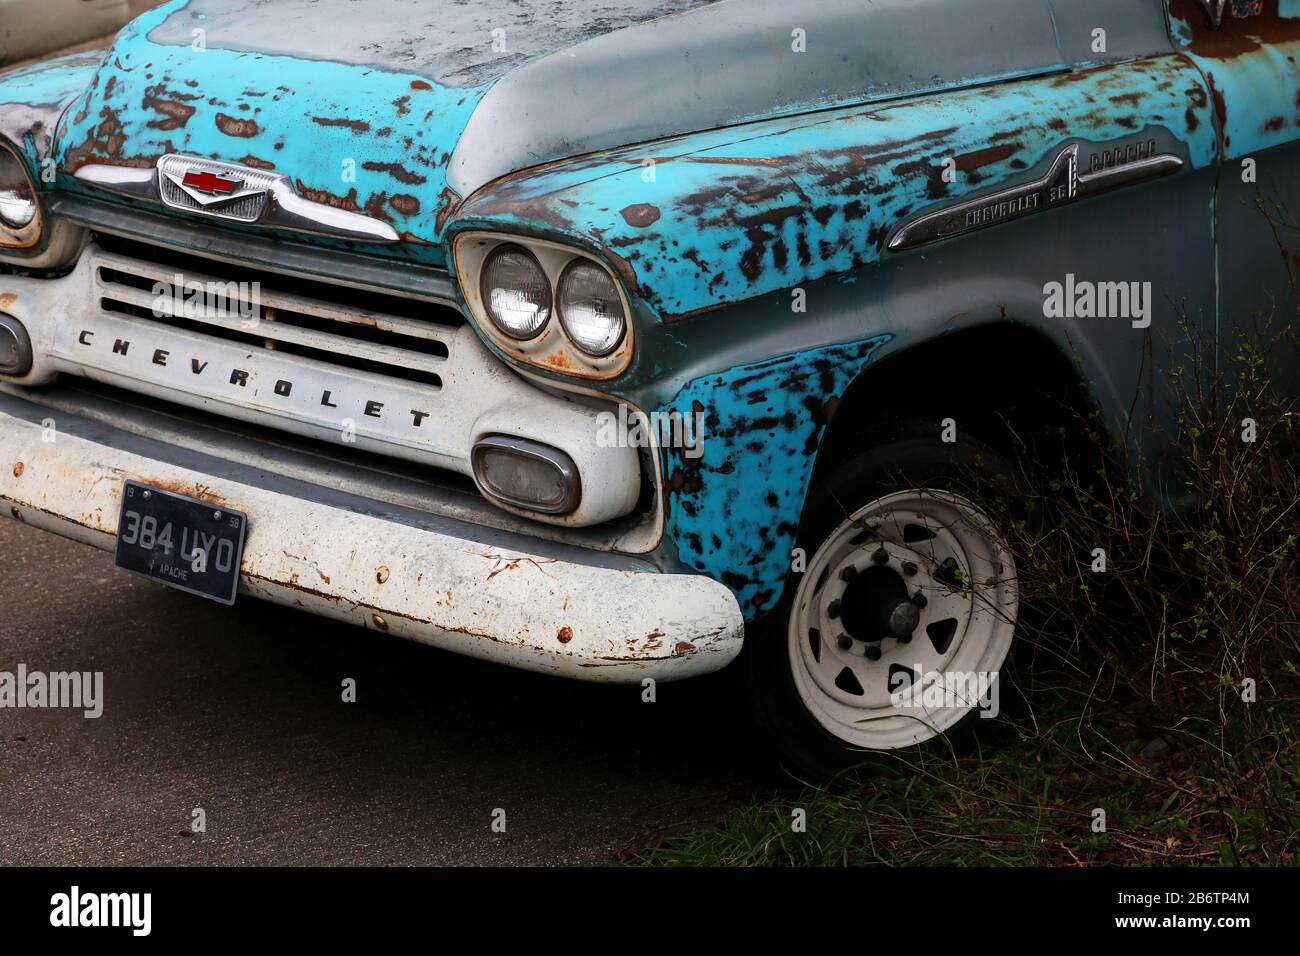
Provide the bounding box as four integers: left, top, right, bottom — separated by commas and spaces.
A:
840, 565, 858, 582
836, 634, 853, 651
871, 548, 889, 564
827, 598, 842, 619
902, 560, 918, 576
864, 644, 882, 661
913, 592, 928, 609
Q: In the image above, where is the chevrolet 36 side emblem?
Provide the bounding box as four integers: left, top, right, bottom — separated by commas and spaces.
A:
887, 142, 1184, 252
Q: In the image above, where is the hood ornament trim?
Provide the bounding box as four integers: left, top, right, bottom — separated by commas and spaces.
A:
74, 156, 400, 244
158, 155, 275, 222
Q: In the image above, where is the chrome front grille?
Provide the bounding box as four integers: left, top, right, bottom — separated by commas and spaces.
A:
89, 234, 464, 388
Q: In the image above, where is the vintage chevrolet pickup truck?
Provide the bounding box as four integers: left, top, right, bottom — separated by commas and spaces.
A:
0, 0, 1296, 776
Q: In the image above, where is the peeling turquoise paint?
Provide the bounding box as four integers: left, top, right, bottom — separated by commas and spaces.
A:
1168, 10, 1195, 46
658, 334, 892, 614
53, 2, 493, 262
1167, 0, 1300, 158
449, 49, 1223, 616
455, 54, 1218, 320
0, 53, 103, 110
0, 52, 103, 168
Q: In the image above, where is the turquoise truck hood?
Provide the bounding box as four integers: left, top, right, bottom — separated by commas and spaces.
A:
48, 0, 1170, 251
53, 0, 722, 249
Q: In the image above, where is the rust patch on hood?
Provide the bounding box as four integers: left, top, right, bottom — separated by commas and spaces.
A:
362, 160, 427, 185
620, 203, 661, 227
434, 186, 462, 234
312, 115, 371, 133
142, 93, 197, 131
295, 180, 360, 212
954, 144, 1018, 172
65, 107, 159, 170
215, 113, 260, 138
390, 194, 421, 216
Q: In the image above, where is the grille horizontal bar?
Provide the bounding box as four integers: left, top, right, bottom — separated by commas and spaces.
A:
89, 242, 464, 389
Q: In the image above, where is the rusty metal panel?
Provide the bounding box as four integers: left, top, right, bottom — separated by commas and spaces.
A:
1169, 0, 1300, 395
453, 55, 1218, 321
1166, 0, 1300, 158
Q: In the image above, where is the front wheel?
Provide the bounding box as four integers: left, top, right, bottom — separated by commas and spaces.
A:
749, 430, 1024, 780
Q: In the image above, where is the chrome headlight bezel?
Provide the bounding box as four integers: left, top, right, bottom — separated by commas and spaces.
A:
453, 231, 634, 379
0, 140, 42, 250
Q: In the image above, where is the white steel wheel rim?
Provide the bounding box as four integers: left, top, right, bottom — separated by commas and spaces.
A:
788, 489, 1018, 751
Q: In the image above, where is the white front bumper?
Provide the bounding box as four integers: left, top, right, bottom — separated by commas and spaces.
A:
0, 387, 745, 682
0, 243, 742, 681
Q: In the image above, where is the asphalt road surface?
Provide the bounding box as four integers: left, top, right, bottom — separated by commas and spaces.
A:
0, 518, 754, 865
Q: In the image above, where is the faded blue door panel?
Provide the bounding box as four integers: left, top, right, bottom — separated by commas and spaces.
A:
1167, 0, 1300, 394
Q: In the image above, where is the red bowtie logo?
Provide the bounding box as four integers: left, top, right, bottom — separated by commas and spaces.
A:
182, 171, 241, 195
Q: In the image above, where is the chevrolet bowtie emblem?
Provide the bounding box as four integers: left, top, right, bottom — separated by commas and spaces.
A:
181, 170, 244, 196
161, 158, 269, 213
887, 141, 1184, 253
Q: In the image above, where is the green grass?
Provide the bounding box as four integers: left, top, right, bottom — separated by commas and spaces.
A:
632, 687, 1300, 866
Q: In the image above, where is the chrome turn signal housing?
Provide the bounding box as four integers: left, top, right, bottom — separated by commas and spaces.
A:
0, 314, 33, 376
470, 435, 581, 515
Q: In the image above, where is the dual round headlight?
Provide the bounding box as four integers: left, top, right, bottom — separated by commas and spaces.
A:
0, 146, 38, 234
479, 244, 626, 357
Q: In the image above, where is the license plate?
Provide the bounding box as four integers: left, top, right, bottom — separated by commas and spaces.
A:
114, 481, 248, 605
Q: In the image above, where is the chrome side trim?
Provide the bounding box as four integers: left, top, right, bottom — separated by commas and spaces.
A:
74, 155, 401, 244
1077, 153, 1185, 192
887, 143, 1185, 253
888, 145, 1078, 252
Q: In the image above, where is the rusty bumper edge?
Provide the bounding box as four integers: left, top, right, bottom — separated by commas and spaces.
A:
0, 395, 744, 684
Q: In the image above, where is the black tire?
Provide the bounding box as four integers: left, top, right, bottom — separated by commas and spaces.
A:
747, 418, 1032, 782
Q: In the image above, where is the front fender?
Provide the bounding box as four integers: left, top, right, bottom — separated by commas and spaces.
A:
447, 53, 1220, 618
